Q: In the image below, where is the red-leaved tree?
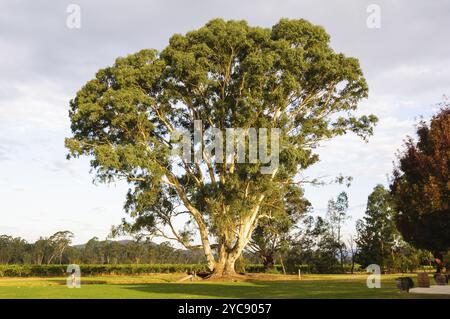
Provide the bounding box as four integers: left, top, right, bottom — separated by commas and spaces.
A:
391, 102, 450, 254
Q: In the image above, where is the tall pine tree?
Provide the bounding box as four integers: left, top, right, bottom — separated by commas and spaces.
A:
355, 185, 399, 271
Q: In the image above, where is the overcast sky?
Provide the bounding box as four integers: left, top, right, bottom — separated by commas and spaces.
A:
1, 0, 449, 244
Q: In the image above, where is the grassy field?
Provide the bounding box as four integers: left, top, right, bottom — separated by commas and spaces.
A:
0, 273, 448, 299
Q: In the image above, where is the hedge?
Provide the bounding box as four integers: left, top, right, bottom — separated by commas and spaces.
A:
244, 264, 363, 274
243, 264, 285, 273
0, 264, 209, 277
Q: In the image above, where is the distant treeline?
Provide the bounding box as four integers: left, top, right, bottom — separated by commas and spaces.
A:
0, 232, 206, 265
0, 230, 435, 274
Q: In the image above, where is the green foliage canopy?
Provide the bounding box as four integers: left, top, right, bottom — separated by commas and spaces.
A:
66, 19, 377, 275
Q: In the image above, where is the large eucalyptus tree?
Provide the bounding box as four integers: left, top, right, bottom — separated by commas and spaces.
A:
66, 19, 377, 276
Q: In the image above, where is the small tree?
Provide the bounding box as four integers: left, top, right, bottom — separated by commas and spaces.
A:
390, 104, 450, 254
311, 216, 342, 273
347, 235, 356, 274
326, 191, 349, 271
355, 185, 399, 272
32, 238, 50, 265
247, 185, 310, 270
286, 215, 342, 274
47, 231, 74, 264
82, 237, 102, 264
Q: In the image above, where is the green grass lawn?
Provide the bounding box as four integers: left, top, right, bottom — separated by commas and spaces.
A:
0, 273, 448, 299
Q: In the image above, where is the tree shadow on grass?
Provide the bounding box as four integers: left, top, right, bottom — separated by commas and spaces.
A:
120, 280, 430, 299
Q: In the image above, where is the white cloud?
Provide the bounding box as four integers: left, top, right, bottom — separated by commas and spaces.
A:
0, 80, 70, 131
